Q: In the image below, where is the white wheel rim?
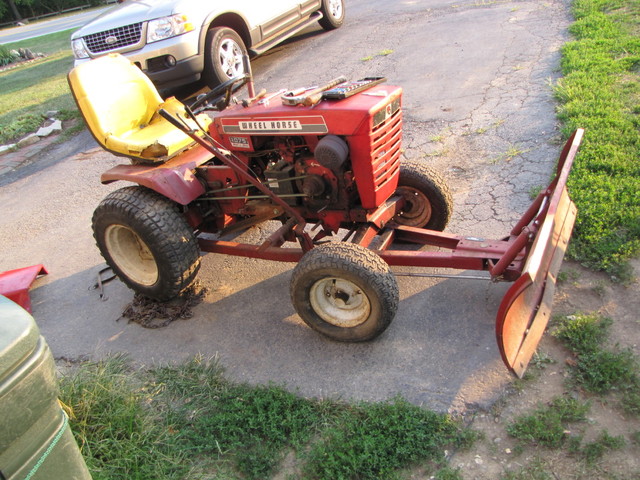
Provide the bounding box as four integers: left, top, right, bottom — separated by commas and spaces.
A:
309, 277, 371, 328
327, 0, 343, 19
219, 38, 244, 78
105, 224, 158, 286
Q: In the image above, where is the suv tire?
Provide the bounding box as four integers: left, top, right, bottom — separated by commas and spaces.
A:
319, 0, 345, 30
204, 27, 248, 89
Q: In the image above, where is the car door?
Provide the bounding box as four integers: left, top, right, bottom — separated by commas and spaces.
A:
236, 0, 303, 39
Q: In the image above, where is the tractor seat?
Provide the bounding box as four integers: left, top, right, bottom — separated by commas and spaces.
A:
67, 53, 211, 163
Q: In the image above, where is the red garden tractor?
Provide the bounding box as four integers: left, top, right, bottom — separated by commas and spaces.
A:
68, 53, 582, 377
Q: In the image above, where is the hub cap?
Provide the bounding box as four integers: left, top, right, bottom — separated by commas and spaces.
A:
104, 224, 158, 286
326, 0, 343, 19
219, 38, 244, 78
310, 277, 370, 328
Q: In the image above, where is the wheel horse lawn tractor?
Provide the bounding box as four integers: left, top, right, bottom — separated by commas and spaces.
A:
68, 53, 583, 377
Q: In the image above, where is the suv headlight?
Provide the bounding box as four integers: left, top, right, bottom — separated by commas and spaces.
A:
71, 39, 90, 59
147, 14, 194, 43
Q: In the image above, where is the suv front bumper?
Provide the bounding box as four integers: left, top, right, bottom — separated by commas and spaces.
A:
74, 30, 205, 89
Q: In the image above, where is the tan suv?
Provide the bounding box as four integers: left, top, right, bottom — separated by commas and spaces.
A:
71, 0, 345, 90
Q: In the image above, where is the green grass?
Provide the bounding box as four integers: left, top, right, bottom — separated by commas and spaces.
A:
555, 0, 640, 273
580, 430, 625, 464
552, 313, 640, 397
552, 313, 612, 355
506, 396, 590, 448
0, 29, 77, 144
59, 355, 189, 480
302, 398, 476, 480
61, 356, 477, 480
500, 458, 554, 480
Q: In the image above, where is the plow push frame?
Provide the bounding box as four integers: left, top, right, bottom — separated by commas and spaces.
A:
181, 118, 583, 378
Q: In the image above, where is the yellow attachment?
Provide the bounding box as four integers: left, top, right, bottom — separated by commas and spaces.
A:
67, 53, 211, 162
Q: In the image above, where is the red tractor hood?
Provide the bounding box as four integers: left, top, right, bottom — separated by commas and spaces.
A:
211, 85, 403, 140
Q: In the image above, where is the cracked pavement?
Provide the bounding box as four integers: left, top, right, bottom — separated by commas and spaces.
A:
0, 0, 573, 413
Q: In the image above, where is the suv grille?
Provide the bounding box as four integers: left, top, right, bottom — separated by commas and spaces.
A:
83, 23, 143, 54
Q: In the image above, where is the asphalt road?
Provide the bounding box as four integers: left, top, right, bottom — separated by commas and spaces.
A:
0, 7, 110, 43
0, 0, 572, 413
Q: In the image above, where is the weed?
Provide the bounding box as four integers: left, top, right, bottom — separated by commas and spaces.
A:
434, 466, 463, 479
556, 268, 580, 284
0, 44, 17, 66
430, 130, 449, 143
378, 49, 394, 56
632, 431, 640, 446
572, 348, 638, 394
553, 313, 640, 394
580, 430, 625, 464
302, 398, 477, 479
500, 457, 553, 480
361, 55, 374, 62
528, 185, 544, 200
591, 279, 609, 297
424, 148, 449, 157
531, 351, 556, 369
552, 313, 612, 355
506, 396, 590, 448
504, 144, 529, 160
490, 144, 530, 163
621, 387, 640, 416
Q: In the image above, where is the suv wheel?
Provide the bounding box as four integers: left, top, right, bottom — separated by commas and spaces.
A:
319, 0, 345, 30
204, 27, 248, 89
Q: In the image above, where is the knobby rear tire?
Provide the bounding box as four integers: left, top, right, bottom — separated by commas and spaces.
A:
92, 186, 201, 301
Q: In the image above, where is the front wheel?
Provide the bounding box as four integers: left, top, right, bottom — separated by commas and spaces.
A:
92, 186, 201, 301
290, 243, 399, 342
318, 0, 345, 30
203, 27, 248, 89
394, 160, 453, 231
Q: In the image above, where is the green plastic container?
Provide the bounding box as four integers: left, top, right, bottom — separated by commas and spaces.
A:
0, 296, 92, 480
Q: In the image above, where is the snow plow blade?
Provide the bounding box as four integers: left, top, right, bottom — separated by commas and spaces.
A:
496, 129, 583, 378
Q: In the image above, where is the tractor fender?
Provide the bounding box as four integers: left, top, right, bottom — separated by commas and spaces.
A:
100, 145, 212, 206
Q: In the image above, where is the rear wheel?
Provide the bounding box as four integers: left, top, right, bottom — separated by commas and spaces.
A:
290, 243, 398, 342
203, 27, 248, 89
92, 186, 201, 301
394, 160, 453, 231
318, 0, 345, 30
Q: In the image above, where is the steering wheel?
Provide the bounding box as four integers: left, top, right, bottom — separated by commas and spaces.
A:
190, 73, 251, 113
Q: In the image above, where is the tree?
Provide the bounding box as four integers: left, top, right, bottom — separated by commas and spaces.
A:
2, 0, 23, 22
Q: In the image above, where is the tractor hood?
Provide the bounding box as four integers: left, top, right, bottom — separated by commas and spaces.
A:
72, 0, 194, 38
212, 85, 404, 139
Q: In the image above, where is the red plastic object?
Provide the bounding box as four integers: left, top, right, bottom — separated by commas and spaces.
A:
0, 265, 48, 313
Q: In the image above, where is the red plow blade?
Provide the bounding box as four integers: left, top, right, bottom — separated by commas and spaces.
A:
496, 129, 582, 377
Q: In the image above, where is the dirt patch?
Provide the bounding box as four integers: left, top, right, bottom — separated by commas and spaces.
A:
449, 260, 640, 479
120, 281, 209, 329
